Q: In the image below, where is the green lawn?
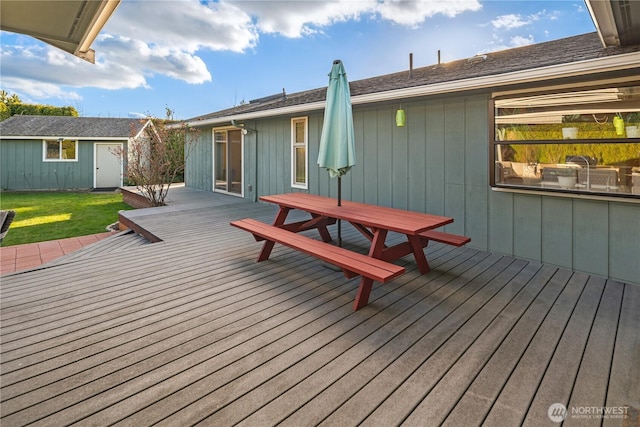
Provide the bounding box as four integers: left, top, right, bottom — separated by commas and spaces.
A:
0, 192, 134, 246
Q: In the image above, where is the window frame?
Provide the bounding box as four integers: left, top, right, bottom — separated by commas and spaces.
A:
212, 127, 244, 197
291, 116, 308, 189
490, 82, 640, 200
43, 139, 78, 162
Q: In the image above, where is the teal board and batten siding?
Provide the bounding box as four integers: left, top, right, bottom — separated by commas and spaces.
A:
489, 192, 639, 284
186, 93, 639, 285
184, 131, 214, 192
1, 139, 95, 190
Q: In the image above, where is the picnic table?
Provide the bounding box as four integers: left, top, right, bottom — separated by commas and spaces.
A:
231, 193, 470, 310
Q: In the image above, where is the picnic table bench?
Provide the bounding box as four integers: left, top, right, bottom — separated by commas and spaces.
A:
231, 193, 470, 310
231, 219, 405, 310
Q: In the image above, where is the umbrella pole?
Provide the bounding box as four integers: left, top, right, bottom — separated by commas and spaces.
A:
322, 176, 344, 271
337, 176, 342, 247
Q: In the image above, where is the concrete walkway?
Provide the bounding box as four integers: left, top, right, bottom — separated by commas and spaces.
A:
0, 232, 116, 275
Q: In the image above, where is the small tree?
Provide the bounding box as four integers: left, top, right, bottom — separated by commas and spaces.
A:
115, 108, 200, 207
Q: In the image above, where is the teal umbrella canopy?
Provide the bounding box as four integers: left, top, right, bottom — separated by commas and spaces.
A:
318, 59, 356, 179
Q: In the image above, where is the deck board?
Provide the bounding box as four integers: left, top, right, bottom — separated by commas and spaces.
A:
443, 269, 589, 426
519, 275, 608, 426
604, 284, 640, 426
404, 266, 574, 426
357, 262, 556, 426
201, 253, 503, 427
1, 187, 637, 426
564, 280, 624, 427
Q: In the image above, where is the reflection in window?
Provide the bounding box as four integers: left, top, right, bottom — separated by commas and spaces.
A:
495, 143, 640, 195
44, 140, 77, 161
495, 86, 640, 141
492, 84, 640, 198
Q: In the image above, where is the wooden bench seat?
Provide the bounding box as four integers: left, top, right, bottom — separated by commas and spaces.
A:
419, 229, 471, 247
231, 218, 405, 310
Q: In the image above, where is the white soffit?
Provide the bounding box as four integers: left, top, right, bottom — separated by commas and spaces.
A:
0, 0, 121, 63
586, 0, 640, 47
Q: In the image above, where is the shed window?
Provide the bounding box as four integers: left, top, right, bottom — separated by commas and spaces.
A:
291, 117, 308, 189
491, 83, 640, 199
44, 139, 77, 161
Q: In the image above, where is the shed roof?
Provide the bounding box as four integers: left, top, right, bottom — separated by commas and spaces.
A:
0, 116, 148, 139
186, 32, 639, 124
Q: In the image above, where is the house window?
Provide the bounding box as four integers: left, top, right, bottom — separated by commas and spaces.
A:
491, 83, 640, 198
291, 117, 308, 189
43, 139, 78, 161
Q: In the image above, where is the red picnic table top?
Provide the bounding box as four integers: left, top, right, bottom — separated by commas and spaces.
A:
259, 193, 455, 275
260, 193, 453, 236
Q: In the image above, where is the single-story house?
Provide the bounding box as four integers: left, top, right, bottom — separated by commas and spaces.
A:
182, 28, 639, 286
0, 115, 151, 190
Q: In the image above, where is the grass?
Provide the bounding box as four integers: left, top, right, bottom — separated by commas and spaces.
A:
0, 192, 134, 246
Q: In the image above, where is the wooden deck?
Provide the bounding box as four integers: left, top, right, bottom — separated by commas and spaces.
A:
1, 187, 638, 426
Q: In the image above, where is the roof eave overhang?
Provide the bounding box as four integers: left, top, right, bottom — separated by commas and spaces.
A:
0, 136, 130, 141
0, 0, 121, 64
74, 0, 121, 63
585, 0, 619, 47
186, 51, 640, 128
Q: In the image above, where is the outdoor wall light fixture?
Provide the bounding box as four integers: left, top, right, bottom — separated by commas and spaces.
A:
230, 119, 255, 134
396, 106, 406, 127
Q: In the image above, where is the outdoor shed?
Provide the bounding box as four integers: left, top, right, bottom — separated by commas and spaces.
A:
183, 31, 639, 286
0, 115, 150, 191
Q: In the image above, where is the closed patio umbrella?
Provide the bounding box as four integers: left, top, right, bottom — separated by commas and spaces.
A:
318, 59, 356, 246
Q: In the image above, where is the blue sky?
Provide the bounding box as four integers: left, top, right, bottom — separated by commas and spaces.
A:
0, 0, 597, 120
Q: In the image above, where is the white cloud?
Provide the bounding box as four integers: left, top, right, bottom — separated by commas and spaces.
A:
0, 0, 244, 103
0, 76, 82, 101
0, 0, 484, 105
237, 0, 481, 37
1, 43, 147, 90
95, 35, 211, 84
510, 34, 535, 47
491, 13, 529, 29
480, 33, 536, 53
104, 0, 258, 53
235, 0, 366, 37
0, 34, 211, 104
377, 0, 482, 26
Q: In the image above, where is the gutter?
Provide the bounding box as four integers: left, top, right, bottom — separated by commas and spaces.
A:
185, 51, 640, 128
584, 0, 619, 47
75, 0, 122, 63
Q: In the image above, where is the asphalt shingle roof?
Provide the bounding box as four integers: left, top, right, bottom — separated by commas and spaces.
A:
187, 32, 639, 123
0, 116, 147, 138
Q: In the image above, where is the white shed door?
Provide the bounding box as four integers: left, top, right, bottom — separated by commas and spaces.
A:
95, 144, 122, 188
